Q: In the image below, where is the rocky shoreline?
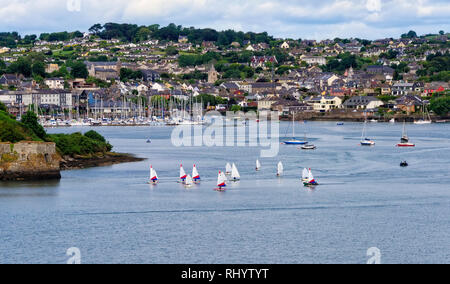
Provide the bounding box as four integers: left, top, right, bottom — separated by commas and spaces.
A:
0, 141, 145, 181
60, 152, 146, 170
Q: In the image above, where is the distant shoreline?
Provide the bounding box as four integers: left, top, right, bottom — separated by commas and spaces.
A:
60, 152, 146, 171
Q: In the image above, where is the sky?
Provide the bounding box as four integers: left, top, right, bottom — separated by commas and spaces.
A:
0, 0, 449, 40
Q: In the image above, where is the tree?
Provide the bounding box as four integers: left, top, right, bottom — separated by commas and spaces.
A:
89, 24, 103, 35
7, 57, 32, 77
0, 101, 7, 112
70, 61, 88, 78
165, 46, 179, 56
439, 30, 445, 36
0, 59, 6, 75
21, 111, 47, 140
136, 27, 151, 42
231, 105, 242, 112
429, 95, 450, 116
120, 68, 143, 82
32, 61, 46, 78
401, 30, 417, 39
84, 130, 106, 142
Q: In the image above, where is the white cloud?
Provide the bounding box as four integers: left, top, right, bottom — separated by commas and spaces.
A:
0, 0, 448, 39
366, 0, 382, 12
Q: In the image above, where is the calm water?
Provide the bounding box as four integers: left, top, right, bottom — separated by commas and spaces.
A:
0, 121, 449, 264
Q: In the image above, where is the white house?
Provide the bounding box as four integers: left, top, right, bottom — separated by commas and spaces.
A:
300, 55, 327, 66
136, 84, 149, 94
245, 45, 256, 52
280, 42, 290, 49
151, 83, 165, 92
44, 78, 65, 90
304, 96, 343, 112
343, 96, 384, 110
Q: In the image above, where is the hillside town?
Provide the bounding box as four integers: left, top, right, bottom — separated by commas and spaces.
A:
0, 24, 449, 125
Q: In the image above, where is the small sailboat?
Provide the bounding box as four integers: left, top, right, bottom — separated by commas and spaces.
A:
231, 163, 241, 181
179, 164, 187, 183
215, 171, 227, 191
150, 165, 158, 184
304, 168, 319, 186
302, 168, 309, 183
400, 161, 409, 167
225, 163, 232, 175
184, 174, 194, 188
389, 118, 395, 124
337, 122, 344, 126
277, 162, 284, 177
397, 121, 415, 147
360, 119, 375, 146
283, 113, 308, 145
256, 160, 261, 171
414, 103, 432, 124
192, 164, 200, 183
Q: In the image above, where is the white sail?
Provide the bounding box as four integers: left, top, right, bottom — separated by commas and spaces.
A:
220, 171, 228, 181
150, 166, 158, 181
180, 164, 187, 180
217, 171, 226, 187
231, 163, 240, 180
256, 160, 261, 170
185, 174, 194, 186
277, 162, 284, 176
217, 172, 221, 186
308, 169, 314, 183
302, 168, 309, 181
226, 163, 232, 174
192, 164, 200, 180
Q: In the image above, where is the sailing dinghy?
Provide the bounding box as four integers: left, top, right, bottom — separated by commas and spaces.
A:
277, 162, 284, 177
302, 168, 309, 183
256, 160, 261, 171
179, 164, 187, 183
150, 165, 158, 184
184, 174, 194, 188
192, 164, 200, 183
304, 168, 319, 186
215, 171, 227, 191
231, 163, 241, 181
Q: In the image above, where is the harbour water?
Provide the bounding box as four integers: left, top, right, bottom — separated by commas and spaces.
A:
0, 121, 449, 264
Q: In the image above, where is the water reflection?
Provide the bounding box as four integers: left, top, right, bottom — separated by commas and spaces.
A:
0, 180, 60, 197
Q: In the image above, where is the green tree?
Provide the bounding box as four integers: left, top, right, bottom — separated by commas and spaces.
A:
7, 57, 32, 77
429, 95, 450, 116
32, 61, 46, 77
70, 61, 88, 78
84, 130, 106, 142
0, 123, 25, 143
165, 46, 179, 56
231, 105, 242, 112
89, 24, 103, 35
401, 30, 417, 38
136, 27, 151, 41
21, 111, 47, 140
0, 101, 7, 112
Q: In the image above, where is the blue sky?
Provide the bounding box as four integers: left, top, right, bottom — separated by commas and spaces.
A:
0, 0, 449, 39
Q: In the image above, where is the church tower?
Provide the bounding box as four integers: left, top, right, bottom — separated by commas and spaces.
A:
208, 65, 218, 84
